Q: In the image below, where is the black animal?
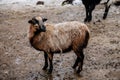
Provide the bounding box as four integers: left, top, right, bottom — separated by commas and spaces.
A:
82, 0, 102, 22
62, 0, 120, 22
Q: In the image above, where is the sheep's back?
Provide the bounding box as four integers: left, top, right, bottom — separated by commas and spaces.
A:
45, 21, 89, 52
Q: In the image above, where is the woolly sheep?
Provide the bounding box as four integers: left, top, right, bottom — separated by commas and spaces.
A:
28, 16, 90, 74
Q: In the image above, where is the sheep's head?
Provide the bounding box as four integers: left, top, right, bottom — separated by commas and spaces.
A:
28, 16, 47, 33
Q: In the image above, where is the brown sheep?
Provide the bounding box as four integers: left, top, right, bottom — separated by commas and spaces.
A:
28, 16, 90, 74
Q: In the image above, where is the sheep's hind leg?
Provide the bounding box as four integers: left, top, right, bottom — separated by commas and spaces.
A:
76, 50, 84, 73
42, 52, 48, 70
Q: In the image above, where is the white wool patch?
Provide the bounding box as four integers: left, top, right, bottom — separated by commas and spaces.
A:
46, 21, 88, 52
49, 26, 71, 51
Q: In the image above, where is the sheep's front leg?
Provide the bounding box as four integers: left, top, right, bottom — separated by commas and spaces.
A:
42, 52, 48, 70
77, 50, 84, 73
72, 57, 79, 69
48, 53, 54, 74
73, 49, 84, 74
84, 5, 89, 22
88, 4, 95, 22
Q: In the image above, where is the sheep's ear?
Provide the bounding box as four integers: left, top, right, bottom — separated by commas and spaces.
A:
28, 20, 33, 24
28, 17, 36, 24
42, 18, 47, 22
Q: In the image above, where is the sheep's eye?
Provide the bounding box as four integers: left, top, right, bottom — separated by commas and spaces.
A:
32, 19, 39, 24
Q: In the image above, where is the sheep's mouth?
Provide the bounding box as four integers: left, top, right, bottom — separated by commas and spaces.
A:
35, 25, 46, 33
40, 25, 46, 32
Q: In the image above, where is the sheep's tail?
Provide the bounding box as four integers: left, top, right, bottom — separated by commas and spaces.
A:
114, 1, 120, 6
83, 30, 90, 48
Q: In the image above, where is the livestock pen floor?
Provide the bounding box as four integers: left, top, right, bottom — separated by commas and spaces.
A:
0, 0, 120, 80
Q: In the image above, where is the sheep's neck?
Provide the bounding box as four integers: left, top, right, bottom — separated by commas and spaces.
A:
30, 33, 39, 45
29, 26, 44, 50
30, 33, 45, 50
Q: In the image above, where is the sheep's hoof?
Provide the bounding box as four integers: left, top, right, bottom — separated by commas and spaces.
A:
72, 65, 77, 69
72, 66, 76, 69
47, 69, 52, 74
103, 16, 106, 19
87, 18, 92, 22
42, 66, 48, 70
84, 18, 88, 22
103, 13, 107, 19
76, 70, 81, 74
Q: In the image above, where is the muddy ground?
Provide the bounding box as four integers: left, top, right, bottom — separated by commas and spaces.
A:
0, 1, 120, 80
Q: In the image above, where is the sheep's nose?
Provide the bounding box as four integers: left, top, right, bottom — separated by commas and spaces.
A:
41, 25, 46, 32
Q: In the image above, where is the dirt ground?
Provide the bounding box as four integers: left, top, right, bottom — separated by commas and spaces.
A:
0, 1, 120, 80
